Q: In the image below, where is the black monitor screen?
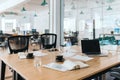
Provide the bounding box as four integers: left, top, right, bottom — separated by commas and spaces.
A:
32, 29, 36, 33
81, 39, 101, 54
0, 30, 3, 35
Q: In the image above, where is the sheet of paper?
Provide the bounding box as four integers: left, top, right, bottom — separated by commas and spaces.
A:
71, 55, 93, 61
75, 61, 89, 68
70, 49, 80, 53
62, 60, 76, 70
33, 51, 47, 56
61, 52, 75, 57
43, 63, 68, 72
18, 52, 27, 59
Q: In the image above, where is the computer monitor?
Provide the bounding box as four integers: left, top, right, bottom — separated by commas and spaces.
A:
81, 39, 101, 55
45, 29, 49, 33
32, 29, 36, 33
0, 30, 3, 35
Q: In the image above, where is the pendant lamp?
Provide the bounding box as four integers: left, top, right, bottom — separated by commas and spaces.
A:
34, 13, 37, 17
80, 11, 84, 14
1, 14, 5, 17
21, 7, 27, 12
41, 0, 48, 6
107, 5, 112, 10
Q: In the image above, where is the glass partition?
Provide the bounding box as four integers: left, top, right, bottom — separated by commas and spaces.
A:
64, 0, 120, 45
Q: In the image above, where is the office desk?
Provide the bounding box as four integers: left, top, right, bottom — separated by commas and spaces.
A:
1, 46, 120, 80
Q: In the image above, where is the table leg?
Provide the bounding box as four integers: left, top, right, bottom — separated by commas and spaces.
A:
17, 73, 25, 80
13, 70, 16, 80
0, 61, 6, 80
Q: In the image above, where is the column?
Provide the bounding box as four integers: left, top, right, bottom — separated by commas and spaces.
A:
49, 0, 64, 47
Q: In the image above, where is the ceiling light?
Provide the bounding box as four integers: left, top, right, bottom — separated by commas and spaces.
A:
107, 5, 112, 10
41, 0, 48, 6
23, 16, 26, 18
106, 0, 114, 3
34, 13, 37, 17
80, 11, 84, 14
21, 7, 26, 12
1, 14, 5, 17
71, 4, 76, 10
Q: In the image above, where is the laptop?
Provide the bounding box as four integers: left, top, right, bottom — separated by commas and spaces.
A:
81, 39, 107, 57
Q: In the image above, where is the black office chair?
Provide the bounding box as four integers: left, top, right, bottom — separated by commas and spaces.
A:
8, 36, 29, 54
110, 67, 120, 80
40, 33, 57, 49
7, 36, 29, 80
30, 32, 40, 45
0, 36, 7, 49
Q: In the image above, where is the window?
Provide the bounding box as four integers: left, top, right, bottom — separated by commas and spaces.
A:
1, 18, 16, 33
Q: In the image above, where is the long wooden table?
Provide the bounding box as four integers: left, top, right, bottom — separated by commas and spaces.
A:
1, 46, 120, 80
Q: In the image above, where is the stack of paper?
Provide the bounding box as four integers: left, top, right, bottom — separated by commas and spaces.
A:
61, 52, 75, 57
71, 55, 93, 61
18, 52, 27, 59
33, 51, 47, 56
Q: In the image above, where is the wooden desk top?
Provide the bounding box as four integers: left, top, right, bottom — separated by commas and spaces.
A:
1, 46, 120, 80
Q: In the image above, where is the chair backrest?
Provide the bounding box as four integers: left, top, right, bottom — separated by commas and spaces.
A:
8, 36, 29, 54
40, 33, 57, 49
32, 32, 39, 39
0, 36, 5, 42
0, 30, 3, 35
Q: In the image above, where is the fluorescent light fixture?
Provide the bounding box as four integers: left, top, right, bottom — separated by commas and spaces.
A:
41, 0, 48, 6
106, 0, 114, 3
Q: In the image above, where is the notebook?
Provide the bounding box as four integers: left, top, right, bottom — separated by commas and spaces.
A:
81, 39, 108, 57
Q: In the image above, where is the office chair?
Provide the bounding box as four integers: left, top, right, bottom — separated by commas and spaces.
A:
8, 36, 29, 54
40, 33, 57, 49
7, 36, 29, 80
31, 32, 40, 45
110, 67, 120, 80
0, 36, 7, 50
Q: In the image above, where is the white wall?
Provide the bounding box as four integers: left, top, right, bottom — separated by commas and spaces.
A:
34, 10, 49, 33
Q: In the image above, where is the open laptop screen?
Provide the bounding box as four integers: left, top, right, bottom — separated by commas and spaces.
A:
81, 39, 101, 55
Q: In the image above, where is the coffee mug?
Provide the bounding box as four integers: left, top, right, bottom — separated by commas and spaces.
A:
56, 55, 64, 62
27, 53, 34, 59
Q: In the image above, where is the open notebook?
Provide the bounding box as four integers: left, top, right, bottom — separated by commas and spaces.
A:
43, 60, 89, 72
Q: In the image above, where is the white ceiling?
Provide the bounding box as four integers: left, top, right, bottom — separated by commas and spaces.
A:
64, 0, 120, 17
0, 0, 28, 13
0, 0, 49, 15
0, 0, 120, 16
